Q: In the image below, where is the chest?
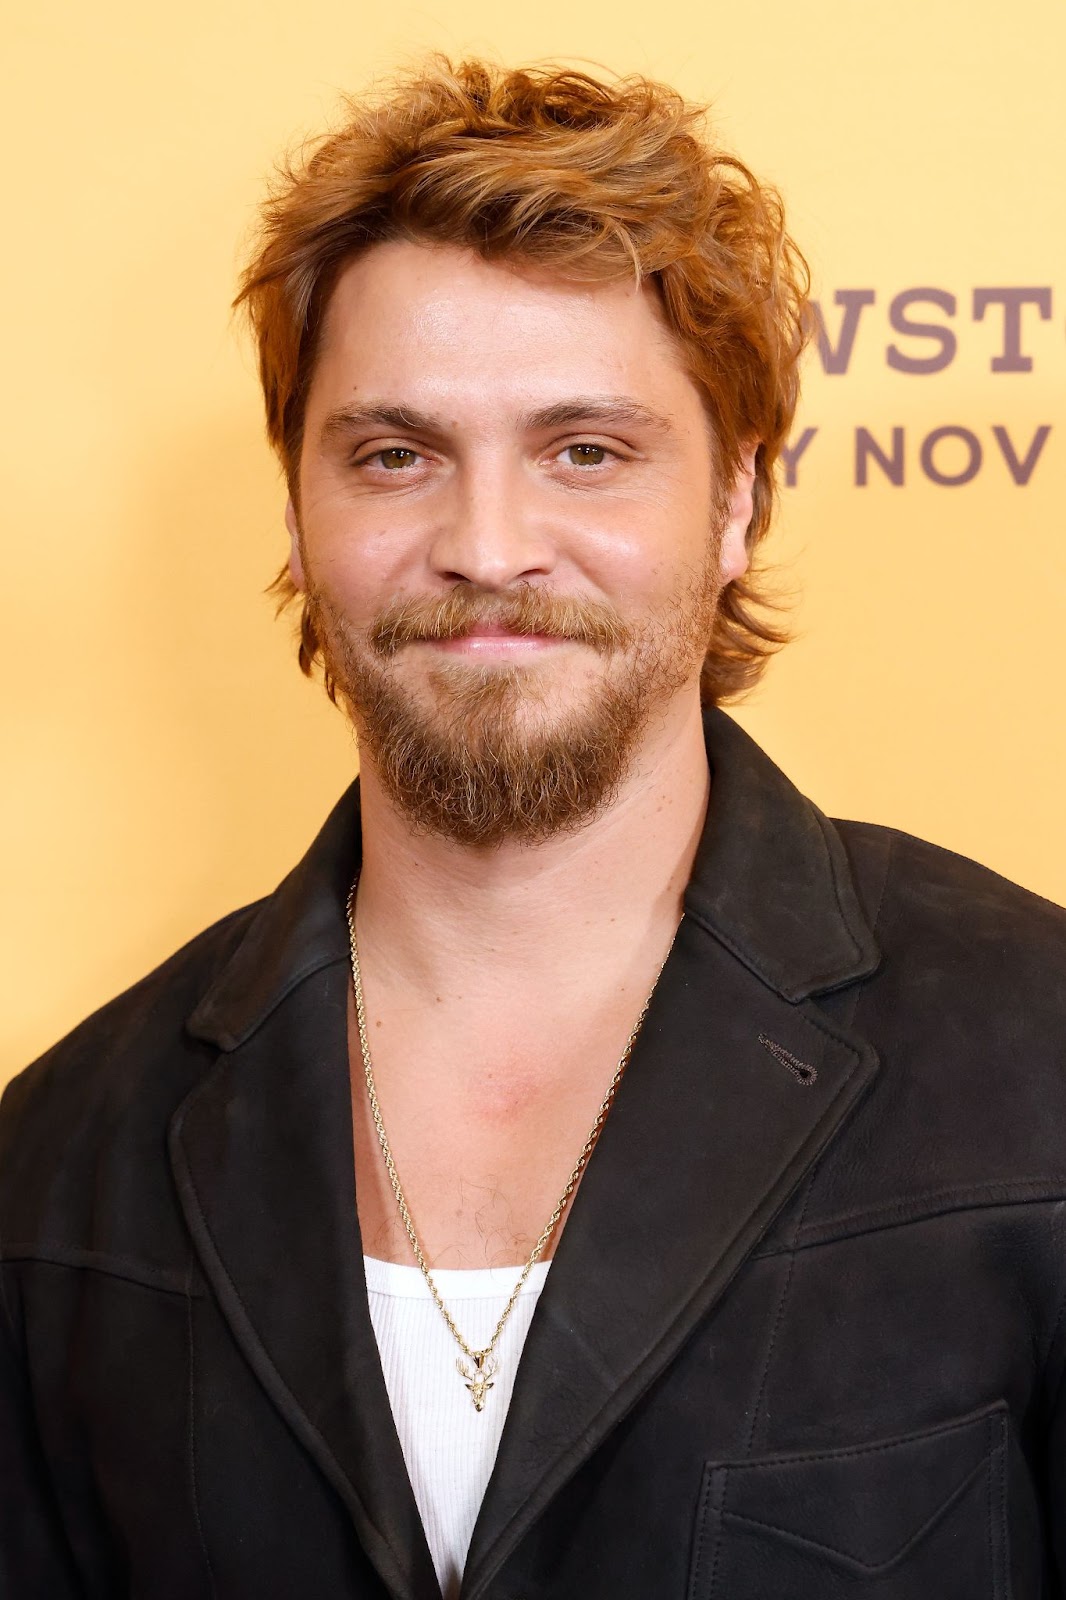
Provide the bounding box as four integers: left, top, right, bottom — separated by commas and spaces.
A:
345, 992, 633, 1268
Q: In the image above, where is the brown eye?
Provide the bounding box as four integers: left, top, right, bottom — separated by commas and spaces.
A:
379, 447, 418, 469
566, 444, 607, 466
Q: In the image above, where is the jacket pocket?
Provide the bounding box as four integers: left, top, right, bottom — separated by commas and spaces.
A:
689, 1402, 1010, 1600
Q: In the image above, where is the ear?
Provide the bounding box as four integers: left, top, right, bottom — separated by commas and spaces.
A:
718, 442, 759, 586
284, 497, 306, 592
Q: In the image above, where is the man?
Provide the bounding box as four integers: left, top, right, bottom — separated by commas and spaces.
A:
2, 55, 1065, 1600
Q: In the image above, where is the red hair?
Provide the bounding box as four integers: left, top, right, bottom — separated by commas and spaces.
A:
236, 57, 809, 703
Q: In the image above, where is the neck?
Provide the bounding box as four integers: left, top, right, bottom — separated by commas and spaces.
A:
352, 690, 711, 997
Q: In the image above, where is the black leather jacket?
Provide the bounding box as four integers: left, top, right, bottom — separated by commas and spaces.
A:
3, 709, 1065, 1598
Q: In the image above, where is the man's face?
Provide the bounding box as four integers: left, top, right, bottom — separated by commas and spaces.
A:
290, 240, 752, 846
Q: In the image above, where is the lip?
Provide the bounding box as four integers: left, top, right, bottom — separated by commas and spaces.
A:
426, 631, 568, 657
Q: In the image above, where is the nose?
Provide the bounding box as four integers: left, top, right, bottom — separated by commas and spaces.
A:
427, 455, 558, 590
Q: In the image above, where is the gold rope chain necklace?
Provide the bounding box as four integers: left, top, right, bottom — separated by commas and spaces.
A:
346, 878, 666, 1412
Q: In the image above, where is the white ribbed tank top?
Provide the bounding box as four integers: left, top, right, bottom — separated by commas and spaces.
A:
364, 1255, 552, 1600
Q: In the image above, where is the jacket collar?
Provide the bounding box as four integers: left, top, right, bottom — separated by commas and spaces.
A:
176, 707, 882, 1600
187, 707, 879, 1052
684, 709, 879, 1000
185, 784, 358, 1052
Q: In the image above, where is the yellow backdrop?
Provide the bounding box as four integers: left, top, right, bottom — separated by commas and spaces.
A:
4, 0, 1064, 1085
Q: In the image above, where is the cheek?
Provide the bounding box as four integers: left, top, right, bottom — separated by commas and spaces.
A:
577, 482, 714, 588
301, 503, 415, 612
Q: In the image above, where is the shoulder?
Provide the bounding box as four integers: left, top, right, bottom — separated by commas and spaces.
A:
802, 819, 1066, 1234
0, 901, 263, 1262
3, 900, 263, 1127
832, 817, 1066, 984
829, 816, 1066, 1078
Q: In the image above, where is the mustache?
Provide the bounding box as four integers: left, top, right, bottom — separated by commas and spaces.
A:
368, 587, 632, 657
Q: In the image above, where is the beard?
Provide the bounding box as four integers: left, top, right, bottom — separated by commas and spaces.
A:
309, 563, 720, 848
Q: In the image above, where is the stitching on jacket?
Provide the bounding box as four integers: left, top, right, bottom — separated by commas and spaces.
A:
794, 1178, 1066, 1244
744, 1250, 794, 1455
758, 1035, 817, 1085
186, 1252, 218, 1597
995, 1416, 1010, 1599
752, 1189, 1066, 1260
863, 825, 895, 949
774, 831, 894, 1225
744, 1174, 817, 1455
720, 1404, 1003, 1471
199, 952, 350, 1051
687, 1466, 717, 1600
1039, 1201, 1066, 1412
703, 1469, 725, 1599
0, 1243, 200, 1297
986, 1416, 995, 1595
682, 904, 852, 998
812, 810, 866, 965
721, 1453, 988, 1574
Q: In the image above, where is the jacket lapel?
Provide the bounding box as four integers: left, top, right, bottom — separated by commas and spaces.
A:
461, 711, 883, 1596
170, 794, 441, 1600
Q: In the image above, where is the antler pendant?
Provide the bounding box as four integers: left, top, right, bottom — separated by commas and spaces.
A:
457, 1350, 498, 1412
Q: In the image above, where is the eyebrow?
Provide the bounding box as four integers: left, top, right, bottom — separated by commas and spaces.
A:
317, 395, 675, 447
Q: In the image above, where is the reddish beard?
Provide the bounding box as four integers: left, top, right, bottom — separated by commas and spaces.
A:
310, 574, 719, 848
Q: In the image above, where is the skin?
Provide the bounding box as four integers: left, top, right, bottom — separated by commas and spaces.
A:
289, 239, 756, 1267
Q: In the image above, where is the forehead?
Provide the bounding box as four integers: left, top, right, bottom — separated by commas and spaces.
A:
308, 239, 697, 419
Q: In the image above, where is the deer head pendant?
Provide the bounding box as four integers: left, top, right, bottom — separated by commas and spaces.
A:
457, 1350, 498, 1412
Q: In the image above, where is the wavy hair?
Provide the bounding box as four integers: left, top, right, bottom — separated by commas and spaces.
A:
235, 57, 809, 703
